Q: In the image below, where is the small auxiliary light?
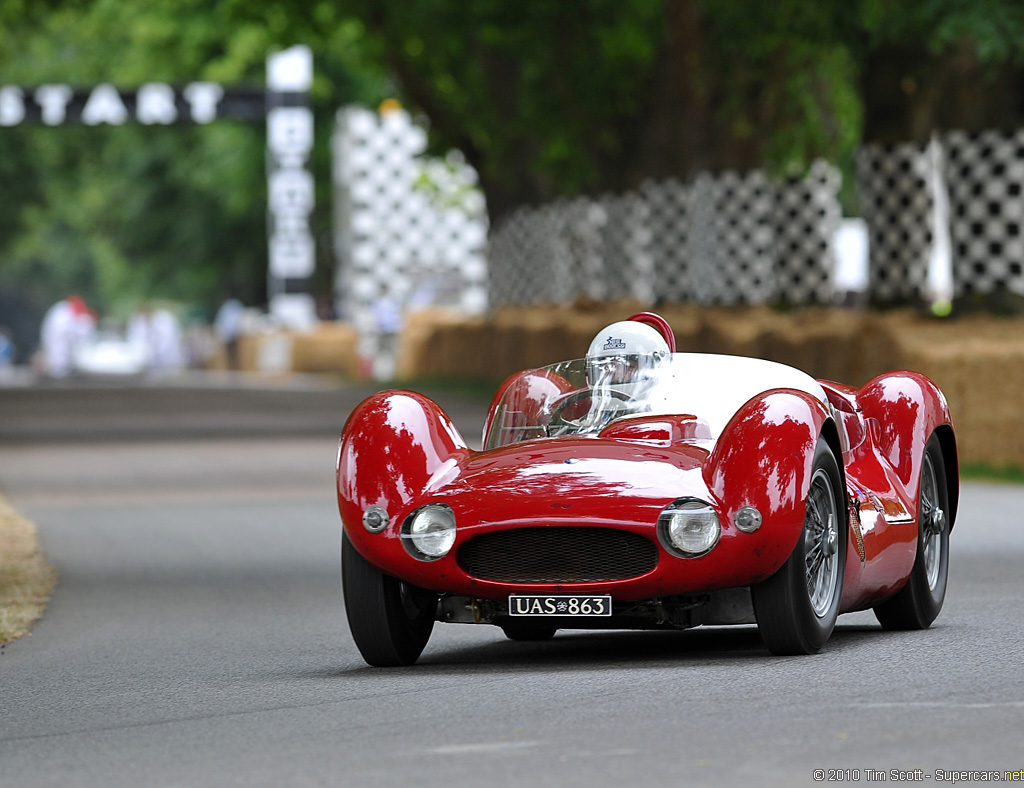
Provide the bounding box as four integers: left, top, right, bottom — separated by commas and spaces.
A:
362, 506, 389, 533
734, 506, 763, 533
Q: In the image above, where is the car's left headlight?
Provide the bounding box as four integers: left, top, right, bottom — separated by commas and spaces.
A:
402, 504, 456, 560
658, 499, 721, 558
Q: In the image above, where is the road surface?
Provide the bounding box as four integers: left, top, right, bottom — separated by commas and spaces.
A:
0, 379, 1021, 787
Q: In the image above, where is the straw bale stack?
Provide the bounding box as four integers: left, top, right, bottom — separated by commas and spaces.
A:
393, 302, 1024, 467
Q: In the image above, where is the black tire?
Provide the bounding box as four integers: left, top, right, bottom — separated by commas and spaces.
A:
342, 532, 437, 667
752, 439, 846, 655
499, 619, 558, 641
873, 433, 950, 630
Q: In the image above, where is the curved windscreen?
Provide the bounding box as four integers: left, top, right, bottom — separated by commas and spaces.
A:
483, 353, 828, 450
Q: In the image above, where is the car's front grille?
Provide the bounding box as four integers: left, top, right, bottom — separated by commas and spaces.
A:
457, 527, 658, 583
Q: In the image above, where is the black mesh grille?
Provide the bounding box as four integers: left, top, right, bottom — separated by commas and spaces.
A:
457, 527, 658, 583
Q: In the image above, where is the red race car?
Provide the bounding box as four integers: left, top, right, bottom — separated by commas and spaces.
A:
337, 312, 957, 666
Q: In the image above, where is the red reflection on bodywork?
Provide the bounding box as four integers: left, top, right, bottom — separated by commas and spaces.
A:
338, 391, 469, 517
708, 395, 819, 512
706, 390, 829, 560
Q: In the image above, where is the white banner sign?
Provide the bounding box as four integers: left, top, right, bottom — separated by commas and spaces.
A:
0, 82, 255, 126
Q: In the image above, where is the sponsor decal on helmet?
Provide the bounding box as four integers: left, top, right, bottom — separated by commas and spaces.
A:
603, 336, 627, 350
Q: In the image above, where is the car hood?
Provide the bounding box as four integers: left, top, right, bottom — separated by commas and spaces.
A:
424, 437, 711, 531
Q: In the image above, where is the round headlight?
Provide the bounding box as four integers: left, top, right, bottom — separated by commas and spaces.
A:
734, 505, 763, 533
658, 499, 721, 557
404, 504, 456, 559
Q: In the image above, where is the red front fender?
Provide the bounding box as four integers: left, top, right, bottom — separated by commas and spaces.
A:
337, 391, 471, 559
704, 389, 835, 572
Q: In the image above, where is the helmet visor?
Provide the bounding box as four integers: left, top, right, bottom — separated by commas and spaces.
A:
587, 354, 643, 386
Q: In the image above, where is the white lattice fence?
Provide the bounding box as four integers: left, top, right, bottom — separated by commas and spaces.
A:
332, 105, 489, 334
488, 165, 841, 307
641, 178, 690, 302
855, 131, 1024, 304
332, 110, 1024, 325
486, 205, 567, 305
855, 142, 934, 303
688, 171, 776, 304
945, 129, 1024, 299
774, 160, 842, 304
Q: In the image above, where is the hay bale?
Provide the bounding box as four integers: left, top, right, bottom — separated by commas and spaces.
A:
898, 330, 1024, 468
237, 334, 261, 371
656, 304, 704, 353
289, 322, 360, 376
396, 308, 468, 379
390, 303, 1024, 468
758, 309, 882, 385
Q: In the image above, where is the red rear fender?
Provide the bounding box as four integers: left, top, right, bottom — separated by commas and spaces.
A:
856, 372, 958, 525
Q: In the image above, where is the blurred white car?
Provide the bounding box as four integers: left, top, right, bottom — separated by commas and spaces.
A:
72, 332, 149, 376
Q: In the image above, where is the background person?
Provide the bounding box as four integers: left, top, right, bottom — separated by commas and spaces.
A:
214, 295, 244, 371
39, 295, 95, 377
129, 304, 185, 373
0, 326, 15, 379
371, 284, 402, 379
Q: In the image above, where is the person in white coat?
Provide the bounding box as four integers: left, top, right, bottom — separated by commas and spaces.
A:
129, 305, 184, 372
40, 295, 94, 377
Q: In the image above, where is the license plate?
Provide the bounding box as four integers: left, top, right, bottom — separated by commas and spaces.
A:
508, 594, 612, 617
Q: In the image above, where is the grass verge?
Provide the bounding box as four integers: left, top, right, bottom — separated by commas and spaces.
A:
960, 462, 1024, 485
397, 376, 500, 402
0, 493, 57, 645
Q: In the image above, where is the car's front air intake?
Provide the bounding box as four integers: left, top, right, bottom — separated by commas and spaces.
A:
457, 527, 658, 583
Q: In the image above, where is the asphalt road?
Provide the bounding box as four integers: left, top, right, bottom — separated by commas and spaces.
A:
1, 379, 1022, 787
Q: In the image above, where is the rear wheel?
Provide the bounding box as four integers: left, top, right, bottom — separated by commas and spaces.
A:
342, 532, 437, 667
873, 434, 949, 630
752, 439, 846, 655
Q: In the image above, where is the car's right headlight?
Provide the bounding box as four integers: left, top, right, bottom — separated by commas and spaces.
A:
402, 504, 456, 560
657, 499, 721, 558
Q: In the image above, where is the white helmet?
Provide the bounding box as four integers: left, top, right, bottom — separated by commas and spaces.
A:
585, 320, 671, 405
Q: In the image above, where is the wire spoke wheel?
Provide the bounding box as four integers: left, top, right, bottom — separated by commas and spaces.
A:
874, 433, 951, 631
919, 452, 945, 591
752, 439, 846, 655
804, 469, 840, 618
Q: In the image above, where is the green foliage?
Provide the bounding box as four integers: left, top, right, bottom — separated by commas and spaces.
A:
857, 0, 1024, 63
701, 0, 863, 176
343, 0, 665, 206
3, 0, 1024, 328
0, 0, 392, 325
0, 121, 269, 316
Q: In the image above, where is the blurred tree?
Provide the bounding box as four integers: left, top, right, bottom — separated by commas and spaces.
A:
3, 0, 1024, 330
309, 0, 863, 220
855, 1, 1024, 143
0, 0, 391, 334
332, 0, 1024, 218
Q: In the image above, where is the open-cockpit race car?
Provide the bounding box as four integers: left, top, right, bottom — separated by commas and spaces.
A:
337, 312, 957, 666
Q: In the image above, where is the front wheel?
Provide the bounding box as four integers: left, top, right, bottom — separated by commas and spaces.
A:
873, 433, 950, 630
342, 532, 437, 667
752, 439, 846, 655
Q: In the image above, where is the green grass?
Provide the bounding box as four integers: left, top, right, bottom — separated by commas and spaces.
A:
960, 463, 1024, 484
401, 376, 500, 402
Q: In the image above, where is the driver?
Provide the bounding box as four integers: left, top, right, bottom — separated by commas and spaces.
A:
580, 319, 671, 429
